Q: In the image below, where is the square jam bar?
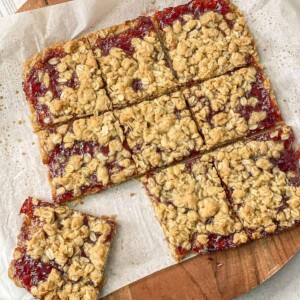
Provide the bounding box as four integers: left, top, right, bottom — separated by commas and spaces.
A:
89, 16, 177, 108
142, 155, 247, 261
23, 38, 112, 131
211, 125, 300, 239
8, 197, 116, 299
116, 91, 205, 174
183, 66, 282, 149
38, 112, 137, 203
153, 0, 258, 83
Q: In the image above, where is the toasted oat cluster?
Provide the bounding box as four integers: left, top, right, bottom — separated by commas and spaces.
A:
142, 155, 248, 261
116, 91, 205, 173
183, 66, 282, 149
38, 112, 137, 203
23, 38, 111, 131
211, 126, 300, 239
153, 0, 258, 83
8, 197, 116, 299
89, 16, 177, 108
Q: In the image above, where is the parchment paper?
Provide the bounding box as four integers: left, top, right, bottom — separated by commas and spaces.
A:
0, 0, 299, 299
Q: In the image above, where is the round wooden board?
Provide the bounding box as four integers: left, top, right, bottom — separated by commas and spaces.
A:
17, 1, 300, 299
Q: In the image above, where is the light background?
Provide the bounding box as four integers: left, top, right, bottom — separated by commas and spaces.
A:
0, 0, 299, 299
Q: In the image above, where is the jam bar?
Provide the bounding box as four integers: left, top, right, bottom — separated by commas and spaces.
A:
153, 0, 258, 84
183, 66, 282, 149
8, 197, 116, 299
211, 125, 300, 240
88, 16, 177, 108
23, 38, 111, 131
115, 91, 205, 174
141, 155, 248, 261
38, 112, 137, 203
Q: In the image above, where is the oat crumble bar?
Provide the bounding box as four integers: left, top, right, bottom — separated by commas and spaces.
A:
23, 38, 111, 131
211, 125, 300, 239
88, 16, 177, 108
142, 155, 248, 261
153, 0, 258, 84
8, 197, 116, 299
116, 91, 205, 173
183, 66, 282, 149
38, 112, 137, 203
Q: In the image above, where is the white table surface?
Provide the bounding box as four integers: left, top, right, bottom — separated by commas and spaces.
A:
0, 0, 299, 299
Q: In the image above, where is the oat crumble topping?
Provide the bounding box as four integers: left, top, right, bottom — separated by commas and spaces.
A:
8, 197, 116, 299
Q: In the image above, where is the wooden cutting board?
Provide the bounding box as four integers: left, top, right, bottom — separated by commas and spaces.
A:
17, 1, 300, 299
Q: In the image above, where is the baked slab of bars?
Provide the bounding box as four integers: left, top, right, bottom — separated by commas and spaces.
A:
88, 16, 177, 108
115, 91, 205, 174
211, 125, 300, 239
8, 197, 116, 299
153, 0, 258, 84
23, 38, 111, 131
141, 155, 248, 262
183, 65, 282, 149
38, 112, 137, 203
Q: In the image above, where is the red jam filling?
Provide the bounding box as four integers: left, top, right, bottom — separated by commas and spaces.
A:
236, 68, 282, 133
20, 197, 54, 218
205, 233, 235, 251
176, 246, 190, 256
48, 141, 109, 177
23, 49, 77, 126
131, 78, 143, 92
154, 0, 233, 30
14, 252, 62, 291
94, 16, 154, 56
192, 234, 236, 254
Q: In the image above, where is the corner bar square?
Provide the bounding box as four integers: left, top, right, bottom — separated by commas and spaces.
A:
23, 38, 112, 131
211, 125, 300, 239
153, 0, 258, 84
8, 197, 116, 299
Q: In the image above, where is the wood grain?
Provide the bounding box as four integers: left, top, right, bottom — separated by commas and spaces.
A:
17, 1, 300, 299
